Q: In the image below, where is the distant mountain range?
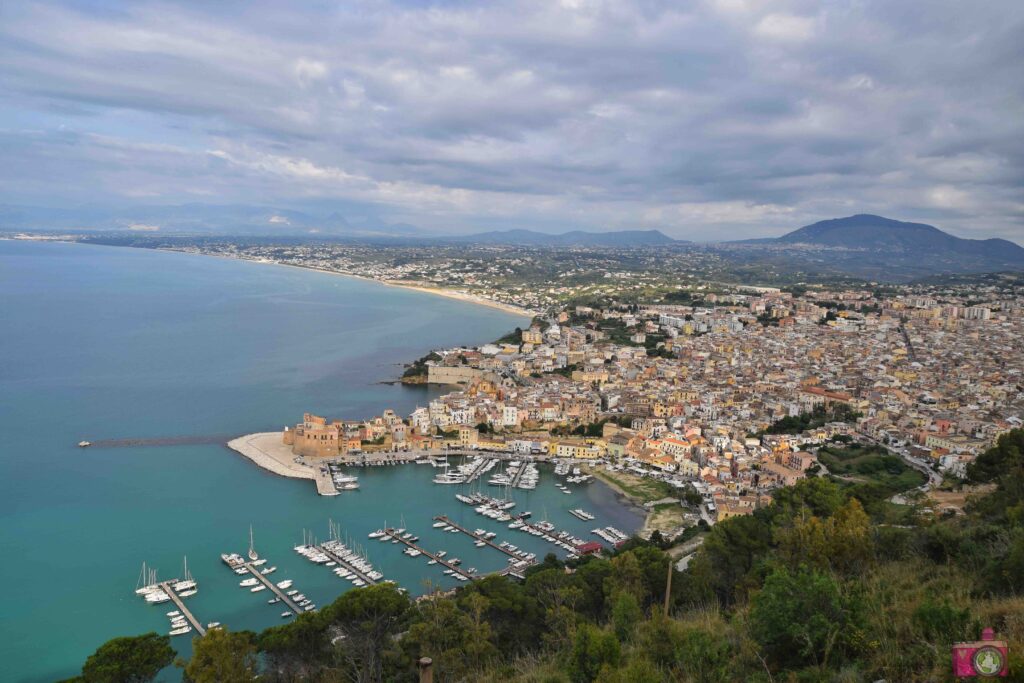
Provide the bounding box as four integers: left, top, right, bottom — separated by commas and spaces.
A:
446, 228, 680, 247
4, 202, 1022, 280
0, 203, 425, 238
733, 214, 1024, 281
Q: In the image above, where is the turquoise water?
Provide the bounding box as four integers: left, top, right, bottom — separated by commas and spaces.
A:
0, 240, 642, 682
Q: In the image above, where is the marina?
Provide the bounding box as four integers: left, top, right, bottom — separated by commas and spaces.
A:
380, 527, 476, 581
157, 582, 206, 637
237, 559, 304, 616
432, 515, 537, 569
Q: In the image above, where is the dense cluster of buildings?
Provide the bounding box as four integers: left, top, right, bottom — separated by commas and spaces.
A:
284, 288, 1024, 522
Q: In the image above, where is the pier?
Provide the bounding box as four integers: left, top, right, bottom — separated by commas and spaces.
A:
432, 516, 522, 560
313, 467, 339, 496
315, 544, 379, 585
382, 528, 475, 580
509, 463, 528, 488
463, 457, 494, 483
242, 562, 302, 615
157, 582, 206, 637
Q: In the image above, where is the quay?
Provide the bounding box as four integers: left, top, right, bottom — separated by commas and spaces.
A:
313, 467, 339, 496
157, 582, 206, 637
382, 528, 475, 581
432, 515, 522, 560
242, 562, 302, 615
315, 544, 379, 585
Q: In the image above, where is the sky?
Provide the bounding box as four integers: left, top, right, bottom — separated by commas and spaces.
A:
0, 0, 1022, 240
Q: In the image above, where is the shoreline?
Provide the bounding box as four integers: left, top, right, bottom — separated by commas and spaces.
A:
161, 246, 537, 318
14, 236, 537, 318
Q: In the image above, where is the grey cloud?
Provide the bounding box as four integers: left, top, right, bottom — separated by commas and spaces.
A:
0, 0, 1022, 240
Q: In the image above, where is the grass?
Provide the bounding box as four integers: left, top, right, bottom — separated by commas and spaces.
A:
819, 444, 926, 494
589, 467, 675, 503
643, 502, 686, 535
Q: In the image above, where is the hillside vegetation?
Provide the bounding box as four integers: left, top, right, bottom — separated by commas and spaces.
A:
67, 430, 1024, 682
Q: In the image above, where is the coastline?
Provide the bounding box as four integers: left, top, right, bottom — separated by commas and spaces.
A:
163, 248, 537, 318
14, 236, 536, 318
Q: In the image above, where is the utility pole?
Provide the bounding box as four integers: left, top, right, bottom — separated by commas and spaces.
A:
418, 657, 433, 683
664, 559, 673, 618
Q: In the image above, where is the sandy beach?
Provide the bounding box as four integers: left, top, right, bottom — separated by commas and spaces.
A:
159, 248, 537, 318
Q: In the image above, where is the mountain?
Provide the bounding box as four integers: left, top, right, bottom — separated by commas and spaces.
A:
778, 214, 1024, 258
730, 214, 1024, 281
452, 228, 681, 247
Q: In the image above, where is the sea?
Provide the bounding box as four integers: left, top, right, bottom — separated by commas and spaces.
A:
0, 239, 643, 682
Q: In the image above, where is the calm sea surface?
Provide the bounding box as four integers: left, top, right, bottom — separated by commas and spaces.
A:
0, 240, 643, 682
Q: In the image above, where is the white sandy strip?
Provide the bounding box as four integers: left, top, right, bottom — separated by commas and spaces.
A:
227, 432, 315, 480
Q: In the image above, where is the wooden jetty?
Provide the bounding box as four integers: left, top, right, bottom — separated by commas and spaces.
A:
382, 528, 475, 580
158, 582, 206, 637
315, 544, 379, 585
242, 562, 303, 615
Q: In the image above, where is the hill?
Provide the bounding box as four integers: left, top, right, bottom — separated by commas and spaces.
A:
451, 228, 680, 247
729, 214, 1024, 281
779, 214, 1024, 258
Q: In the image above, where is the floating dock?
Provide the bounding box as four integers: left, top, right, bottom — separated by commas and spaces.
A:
433, 515, 522, 559
242, 562, 303, 615
158, 582, 206, 637
315, 544, 379, 585
382, 528, 475, 580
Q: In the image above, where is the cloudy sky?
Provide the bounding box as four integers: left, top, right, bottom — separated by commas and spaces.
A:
1, 0, 1022, 240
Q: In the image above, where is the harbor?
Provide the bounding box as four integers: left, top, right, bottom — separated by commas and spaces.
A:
379, 527, 477, 581
158, 582, 207, 637
432, 515, 537, 569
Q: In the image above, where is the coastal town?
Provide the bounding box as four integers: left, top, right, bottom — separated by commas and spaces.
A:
233, 281, 1024, 541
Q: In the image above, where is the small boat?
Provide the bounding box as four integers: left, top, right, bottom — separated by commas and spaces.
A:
240, 578, 259, 587
78, 440, 91, 448
281, 612, 293, 619
250, 585, 266, 592
169, 626, 192, 636
207, 622, 222, 629
261, 566, 277, 575
178, 589, 197, 598
276, 580, 293, 589
268, 598, 280, 604
248, 525, 259, 562
166, 610, 181, 617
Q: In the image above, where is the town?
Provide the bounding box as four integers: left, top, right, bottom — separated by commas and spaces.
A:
280, 283, 1024, 537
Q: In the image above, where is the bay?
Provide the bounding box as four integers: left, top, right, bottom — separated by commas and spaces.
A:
0, 240, 643, 682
